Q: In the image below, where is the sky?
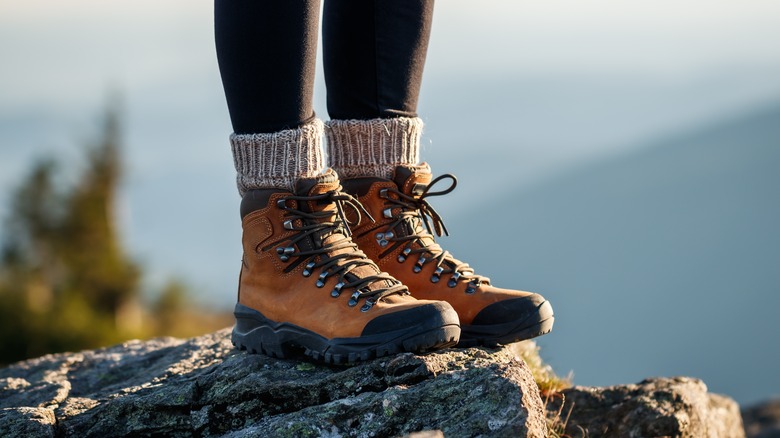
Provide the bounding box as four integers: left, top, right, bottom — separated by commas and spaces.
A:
1, 0, 779, 404
3, 0, 780, 180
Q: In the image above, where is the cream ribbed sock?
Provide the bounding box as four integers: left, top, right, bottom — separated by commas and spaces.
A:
325, 117, 422, 179
230, 119, 325, 195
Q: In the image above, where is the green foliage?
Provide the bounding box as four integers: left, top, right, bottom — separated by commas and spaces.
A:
507, 342, 576, 437
508, 341, 572, 395
0, 101, 230, 365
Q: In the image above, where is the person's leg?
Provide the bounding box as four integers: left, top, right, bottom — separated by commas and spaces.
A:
322, 0, 433, 179
216, 0, 323, 193
216, 0, 319, 135
215, 0, 460, 362
324, 0, 555, 346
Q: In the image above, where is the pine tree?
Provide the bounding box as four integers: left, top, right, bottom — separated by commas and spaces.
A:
0, 101, 142, 362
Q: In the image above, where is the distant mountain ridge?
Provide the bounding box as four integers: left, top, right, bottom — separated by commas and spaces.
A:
445, 102, 780, 404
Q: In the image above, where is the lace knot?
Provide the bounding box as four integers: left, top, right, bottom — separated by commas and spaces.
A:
381, 173, 490, 288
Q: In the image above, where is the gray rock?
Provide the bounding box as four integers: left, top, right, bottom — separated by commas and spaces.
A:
0, 407, 56, 437
0, 328, 548, 437
743, 399, 780, 438
546, 376, 745, 438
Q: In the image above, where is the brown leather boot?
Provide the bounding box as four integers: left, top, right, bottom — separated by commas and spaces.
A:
341, 164, 554, 347
232, 170, 461, 364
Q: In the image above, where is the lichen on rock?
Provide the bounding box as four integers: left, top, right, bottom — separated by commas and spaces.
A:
546, 376, 746, 438
0, 329, 548, 437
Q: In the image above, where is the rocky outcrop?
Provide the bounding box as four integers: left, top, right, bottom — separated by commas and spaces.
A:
1, 328, 749, 438
743, 399, 780, 438
546, 377, 745, 438
0, 328, 547, 437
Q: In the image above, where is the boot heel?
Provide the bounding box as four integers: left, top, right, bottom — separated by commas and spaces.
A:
232, 304, 294, 359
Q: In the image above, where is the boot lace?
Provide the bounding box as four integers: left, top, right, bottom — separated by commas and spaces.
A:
377, 174, 490, 294
262, 190, 408, 311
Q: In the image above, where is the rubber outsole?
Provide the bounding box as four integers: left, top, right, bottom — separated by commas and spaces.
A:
457, 300, 555, 348
231, 303, 461, 365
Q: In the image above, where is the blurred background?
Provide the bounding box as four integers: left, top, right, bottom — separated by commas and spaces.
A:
1, 0, 778, 405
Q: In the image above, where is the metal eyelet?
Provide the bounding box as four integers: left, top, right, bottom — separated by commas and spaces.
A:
465, 280, 478, 294
316, 271, 328, 288
383, 208, 394, 219
375, 232, 389, 247
431, 266, 444, 283
347, 291, 361, 307
276, 246, 294, 262
398, 247, 412, 263
276, 199, 287, 208
331, 282, 344, 298
379, 188, 389, 198
360, 300, 375, 312
447, 272, 461, 288
283, 219, 295, 230
303, 261, 315, 277
413, 256, 427, 273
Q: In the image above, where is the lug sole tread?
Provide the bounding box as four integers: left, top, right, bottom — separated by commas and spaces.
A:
457, 316, 554, 348
233, 324, 461, 365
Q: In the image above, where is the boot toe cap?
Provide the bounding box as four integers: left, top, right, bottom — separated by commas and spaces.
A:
361, 301, 459, 337
471, 293, 553, 327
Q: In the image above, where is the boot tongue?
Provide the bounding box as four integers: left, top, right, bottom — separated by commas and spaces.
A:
290, 170, 342, 253
295, 169, 340, 197
292, 169, 343, 219
392, 163, 433, 198
391, 163, 437, 247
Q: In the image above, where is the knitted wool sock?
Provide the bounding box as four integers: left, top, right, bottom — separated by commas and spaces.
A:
325, 116, 422, 179
230, 119, 325, 195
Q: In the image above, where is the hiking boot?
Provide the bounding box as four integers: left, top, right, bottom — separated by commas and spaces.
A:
340, 164, 554, 347
232, 169, 461, 364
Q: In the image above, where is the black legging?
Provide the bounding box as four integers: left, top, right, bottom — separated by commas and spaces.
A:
215, 0, 434, 134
